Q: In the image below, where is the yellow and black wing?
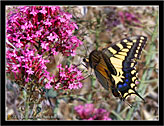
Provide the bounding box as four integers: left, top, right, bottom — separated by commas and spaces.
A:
87, 35, 147, 101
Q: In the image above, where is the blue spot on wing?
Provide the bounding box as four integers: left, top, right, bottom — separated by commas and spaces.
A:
123, 83, 127, 87
118, 85, 123, 89
125, 74, 129, 77
125, 73, 131, 78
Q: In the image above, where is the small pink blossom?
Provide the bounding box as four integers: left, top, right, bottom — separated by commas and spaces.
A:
45, 83, 52, 89
26, 68, 34, 75
47, 33, 58, 41
12, 64, 20, 70
44, 19, 52, 27
15, 40, 23, 48
59, 17, 66, 22
41, 42, 49, 49
36, 30, 42, 36
21, 22, 28, 30
22, 64, 29, 69
52, 49, 58, 55
30, 8, 37, 16
39, 7, 47, 14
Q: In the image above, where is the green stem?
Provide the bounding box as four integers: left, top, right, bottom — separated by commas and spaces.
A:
125, 107, 135, 120
95, 30, 100, 50
111, 110, 124, 120
25, 92, 29, 120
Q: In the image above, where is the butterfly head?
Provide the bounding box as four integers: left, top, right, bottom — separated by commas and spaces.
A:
82, 57, 90, 69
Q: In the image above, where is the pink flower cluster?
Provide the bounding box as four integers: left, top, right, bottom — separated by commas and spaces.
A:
55, 64, 84, 90
6, 6, 83, 89
6, 44, 50, 83
74, 104, 112, 120
7, 6, 82, 56
119, 11, 141, 25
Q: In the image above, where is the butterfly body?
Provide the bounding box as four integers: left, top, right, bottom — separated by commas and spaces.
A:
84, 36, 147, 101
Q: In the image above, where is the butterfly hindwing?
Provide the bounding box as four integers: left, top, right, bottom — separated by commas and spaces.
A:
102, 36, 147, 101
